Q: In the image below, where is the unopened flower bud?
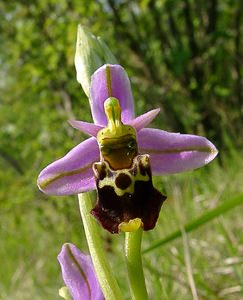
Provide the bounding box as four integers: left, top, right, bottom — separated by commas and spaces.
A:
75, 25, 117, 97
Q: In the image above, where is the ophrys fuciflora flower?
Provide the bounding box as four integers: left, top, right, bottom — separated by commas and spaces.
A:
37, 64, 218, 233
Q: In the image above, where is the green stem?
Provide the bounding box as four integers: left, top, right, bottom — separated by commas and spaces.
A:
125, 228, 149, 300
78, 192, 122, 300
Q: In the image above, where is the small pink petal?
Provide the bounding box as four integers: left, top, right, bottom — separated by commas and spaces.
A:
69, 120, 104, 136
128, 108, 160, 132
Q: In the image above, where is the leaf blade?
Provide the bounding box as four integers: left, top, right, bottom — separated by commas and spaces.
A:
143, 193, 243, 254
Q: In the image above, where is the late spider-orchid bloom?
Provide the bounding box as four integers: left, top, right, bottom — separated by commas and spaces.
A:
37, 64, 218, 233
58, 243, 104, 300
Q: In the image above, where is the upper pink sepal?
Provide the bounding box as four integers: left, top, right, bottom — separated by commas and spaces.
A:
90, 64, 135, 125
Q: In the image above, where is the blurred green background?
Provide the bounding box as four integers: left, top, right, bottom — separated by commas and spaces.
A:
0, 1, 242, 299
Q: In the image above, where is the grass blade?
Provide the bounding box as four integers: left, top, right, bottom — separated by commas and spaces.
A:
143, 193, 243, 254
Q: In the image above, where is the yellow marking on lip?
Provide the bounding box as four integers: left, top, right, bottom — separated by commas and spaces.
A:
98, 160, 150, 197
39, 163, 93, 189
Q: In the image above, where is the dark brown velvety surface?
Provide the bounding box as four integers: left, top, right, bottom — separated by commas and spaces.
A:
92, 155, 166, 233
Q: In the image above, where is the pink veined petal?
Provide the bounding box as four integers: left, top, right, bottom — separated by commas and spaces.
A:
58, 243, 104, 300
90, 64, 135, 125
68, 120, 104, 136
137, 128, 218, 175
128, 108, 160, 132
37, 137, 99, 195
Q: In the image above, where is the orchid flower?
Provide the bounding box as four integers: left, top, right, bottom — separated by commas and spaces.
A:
58, 243, 104, 300
37, 64, 218, 233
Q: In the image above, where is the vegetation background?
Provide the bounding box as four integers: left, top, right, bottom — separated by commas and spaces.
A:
0, 0, 242, 299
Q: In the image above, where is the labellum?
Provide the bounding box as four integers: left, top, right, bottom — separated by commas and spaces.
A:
92, 97, 166, 233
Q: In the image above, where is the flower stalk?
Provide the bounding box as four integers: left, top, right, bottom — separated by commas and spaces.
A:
125, 228, 149, 300
36, 26, 219, 300
78, 191, 122, 300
